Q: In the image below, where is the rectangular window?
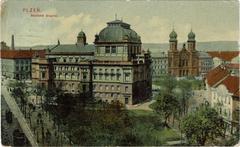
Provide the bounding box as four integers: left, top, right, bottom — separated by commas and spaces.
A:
117, 75, 120, 81
83, 73, 87, 80
125, 86, 128, 92
41, 72, 46, 79
83, 85, 86, 92
111, 46, 116, 53
94, 74, 97, 80
99, 74, 103, 80
125, 73, 130, 81
97, 47, 100, 54
117, 86, 120, 91
105, 46, 110, 53
75, 58, 79, 63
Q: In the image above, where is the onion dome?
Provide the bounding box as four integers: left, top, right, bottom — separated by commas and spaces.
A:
169, 30, 177, 41
188, 30, 196, 41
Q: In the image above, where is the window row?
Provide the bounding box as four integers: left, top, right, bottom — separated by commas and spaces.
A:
94, 92, 121, 98
16, 60, 30, 65
56, 56, 88, 63
153, 66, 167, 69
54, 72, 88, 80
54, 66, 88, 72
94, 84, 129, 92
94, 68, 121, 74
93, 74, 121, 81
16, 66, 29, 71
153, 60, 167, 64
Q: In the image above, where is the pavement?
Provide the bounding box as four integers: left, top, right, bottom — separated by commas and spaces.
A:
1, 80, 39, 146
1, 96, 24, 145
127, 100, 155, 111
2, 78, 73, 146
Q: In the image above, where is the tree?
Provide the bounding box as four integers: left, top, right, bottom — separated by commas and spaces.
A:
181, 104, 225, 145
152, 92, 180, 128
9, 80, 29, 117
177, 79, 192, 115
32, 84, 46, 109
161, 75, 177, 93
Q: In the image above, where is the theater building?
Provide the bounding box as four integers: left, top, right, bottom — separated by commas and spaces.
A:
32, 19, 152, 105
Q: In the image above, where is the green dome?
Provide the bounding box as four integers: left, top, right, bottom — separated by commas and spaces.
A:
169, 30, 177, 41
98, 20, 141, 43
78, 30, 86, 37
188, 30, 195, 41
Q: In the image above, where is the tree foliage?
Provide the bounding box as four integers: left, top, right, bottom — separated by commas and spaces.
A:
181, 104, 225, 145
176, 79, 193, 115
152, 93, 179, 127
8, 80, 29, 115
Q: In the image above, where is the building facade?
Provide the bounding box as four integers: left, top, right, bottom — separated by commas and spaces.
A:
205, 65, 239, 133
168, 30, 199, 77
207, 51, 240, 68
32, 19, 152, 105
1, 50, 45, 80
198, 51, 214, 77
152, 52, 168, 80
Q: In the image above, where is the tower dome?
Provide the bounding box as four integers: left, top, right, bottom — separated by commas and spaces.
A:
78, 30, 86, 38
97, 19, 141, 43
188, 30, 195, 41
169, 30, 177, 41
77, 30, 87, 45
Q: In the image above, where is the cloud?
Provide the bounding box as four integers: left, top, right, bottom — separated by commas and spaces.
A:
49, 13, 106, 44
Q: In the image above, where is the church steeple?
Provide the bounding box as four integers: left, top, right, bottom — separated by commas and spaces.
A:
187, 29, 196, 51
169, 29, 178, 51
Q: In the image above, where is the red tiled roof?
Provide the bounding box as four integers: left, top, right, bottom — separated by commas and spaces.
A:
233, 89, 240, 97
0, 50, 45, 59
226, 63, 240, 69
221, 76, 239, 96
207, 51, 240, 61
206, 65, 230, 87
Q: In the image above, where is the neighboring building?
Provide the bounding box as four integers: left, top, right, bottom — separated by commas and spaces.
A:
1, 41, 10, 50
32, 19, 152, 105
151, 52, 168, 80
205, 65, 239, 133
226, 63, 240, 76
1, 49, 45, 80
32, 32, 95, 97
207, 51, 240, 67
198, 51, 214, 77
168, 29, 199, 77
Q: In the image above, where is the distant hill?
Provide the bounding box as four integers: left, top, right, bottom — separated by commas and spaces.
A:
14, 41, 238, 52
142, 41, 239, 53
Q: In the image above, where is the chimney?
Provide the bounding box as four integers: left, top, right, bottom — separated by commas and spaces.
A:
11, 35, 15, 50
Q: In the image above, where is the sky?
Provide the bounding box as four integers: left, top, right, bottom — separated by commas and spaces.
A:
0, 0, 239, 46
